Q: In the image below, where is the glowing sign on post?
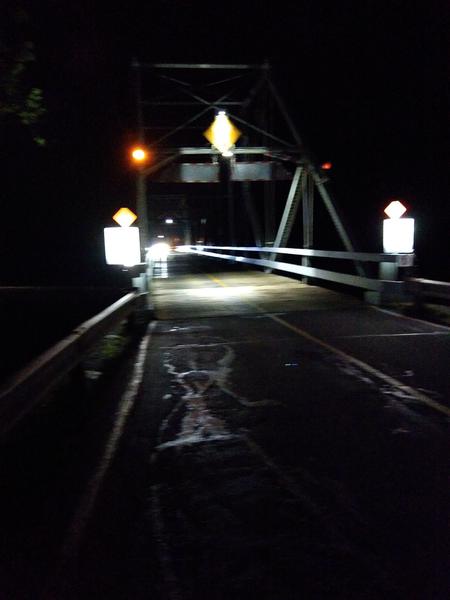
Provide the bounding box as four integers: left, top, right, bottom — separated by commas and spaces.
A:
204, 111, 241, 157
105, 206, 140, 266
104, 227, 141, 266
113, 207, 137, 228
384, 200, 407, 220
383, 201, 414, 253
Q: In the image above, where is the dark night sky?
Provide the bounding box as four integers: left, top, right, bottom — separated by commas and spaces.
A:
1, 0, 449, 284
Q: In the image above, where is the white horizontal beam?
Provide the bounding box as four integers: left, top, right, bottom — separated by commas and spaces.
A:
183, 248, 384, 291
174, 147, 272, 155
187, 246, 414, 265
144, 63, 262, 70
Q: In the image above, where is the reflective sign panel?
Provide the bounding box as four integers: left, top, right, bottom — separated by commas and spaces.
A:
113, 207, 137, 227
104, 226, 141, 266
203, 111, 241, 156
383, 218, 414, 253
384, 200, 407, 219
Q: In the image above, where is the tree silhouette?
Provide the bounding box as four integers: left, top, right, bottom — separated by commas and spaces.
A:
0, 5, 45, 145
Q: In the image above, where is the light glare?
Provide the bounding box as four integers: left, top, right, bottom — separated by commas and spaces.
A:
384, 200, 407, 219
187, 286, 253, 300
131, 147, 148, 163
383, 218, 414, 253
104, 227, 141, 266
148, 242, 170, 261
204, 111, 241, 156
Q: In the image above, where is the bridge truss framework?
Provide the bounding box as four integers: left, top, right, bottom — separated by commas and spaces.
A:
133, 62, 364, 276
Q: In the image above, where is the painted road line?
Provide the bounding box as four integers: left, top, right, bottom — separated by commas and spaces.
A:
337, 332, 450, 339
45, 323, 155, 596
372, 306, 450, 332
268, 313, 450, 418
208, 274, 226, 287
207, 274, 450, 418
65, 324, 154, 552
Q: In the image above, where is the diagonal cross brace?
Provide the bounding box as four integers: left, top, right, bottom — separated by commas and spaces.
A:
269, 166, 304, 265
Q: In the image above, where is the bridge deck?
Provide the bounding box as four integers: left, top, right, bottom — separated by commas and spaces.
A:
3, 254, 448, 599
151, 254, 359, 319
151, 254, 450, 404
71, 254, 450, 598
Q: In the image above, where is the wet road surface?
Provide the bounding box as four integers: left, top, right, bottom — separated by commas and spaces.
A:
70, 255, 450, 599
4, 254, 448, 599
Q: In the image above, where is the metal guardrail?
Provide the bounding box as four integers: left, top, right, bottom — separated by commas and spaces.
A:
179, 245, 414, 296
407, 278, 450, 305
0, 291, 143, 437
185, 245, 415, 265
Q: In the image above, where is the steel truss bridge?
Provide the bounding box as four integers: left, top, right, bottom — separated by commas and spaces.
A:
133, 61, 413, 303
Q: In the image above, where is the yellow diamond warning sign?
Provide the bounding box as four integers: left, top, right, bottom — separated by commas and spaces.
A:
113, 207, 137, 227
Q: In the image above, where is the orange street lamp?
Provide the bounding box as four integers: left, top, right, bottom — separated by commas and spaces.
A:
130, 146, 150, 164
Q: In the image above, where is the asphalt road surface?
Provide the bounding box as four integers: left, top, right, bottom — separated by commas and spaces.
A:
5, 254, 449, 599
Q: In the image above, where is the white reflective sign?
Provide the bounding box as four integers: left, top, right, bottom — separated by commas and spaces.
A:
383, 218, 414, 253
104, 226, 141, 266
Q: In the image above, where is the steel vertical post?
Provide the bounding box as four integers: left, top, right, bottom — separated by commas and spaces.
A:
301, 170, 312, 281
227, 164, 236, 247
136, 173, 148, 252
134, 60, 149, 256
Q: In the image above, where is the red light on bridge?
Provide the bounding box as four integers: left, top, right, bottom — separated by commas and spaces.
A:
321, 162, 332, 171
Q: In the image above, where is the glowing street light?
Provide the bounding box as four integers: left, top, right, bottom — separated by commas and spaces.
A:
165, 218, 174, 224
203, 111, 241, 157
148, 242, 170, 261
130, 146, 149, 164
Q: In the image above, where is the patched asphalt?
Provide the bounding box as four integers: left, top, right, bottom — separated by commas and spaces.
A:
73, 255, 449, 599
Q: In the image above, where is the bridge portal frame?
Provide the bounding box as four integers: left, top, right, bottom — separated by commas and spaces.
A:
133, 61, 365, 276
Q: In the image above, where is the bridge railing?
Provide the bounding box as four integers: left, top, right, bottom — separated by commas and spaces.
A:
0, 290, 148, 438
178, 245, 415, 301
406, 278, 450, 308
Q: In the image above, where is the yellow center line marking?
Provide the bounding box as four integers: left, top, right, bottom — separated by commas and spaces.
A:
207, 273, 450, 418
208, 274, 227, 287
